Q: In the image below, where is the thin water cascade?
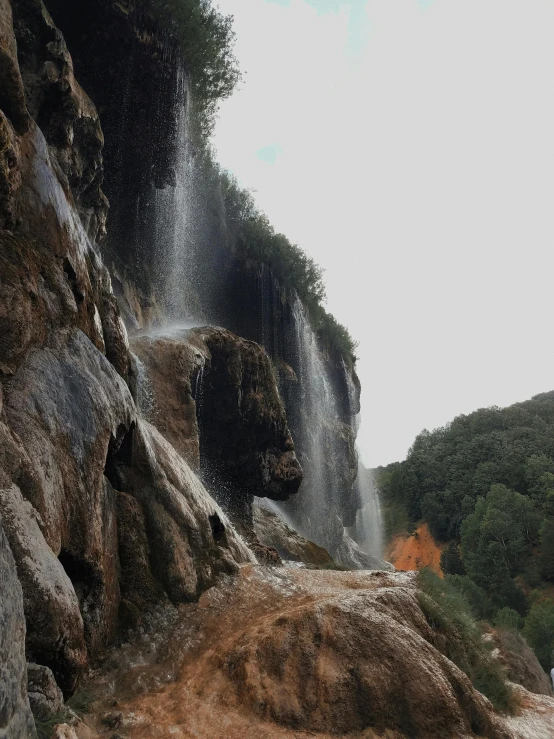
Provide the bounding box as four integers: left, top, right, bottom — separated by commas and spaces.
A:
279, 297, 345, 552
350, 459, 384, 560
132, 353, 156, 421
153, 65, 201, 322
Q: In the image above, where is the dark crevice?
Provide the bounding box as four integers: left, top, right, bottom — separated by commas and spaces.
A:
63, 257, 85, 304
209, 513, 226, 543
104, 422, 135, 491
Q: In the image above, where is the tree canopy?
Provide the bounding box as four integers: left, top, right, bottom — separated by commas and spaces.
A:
147, 0, 241, 136
376, 391, 554, 669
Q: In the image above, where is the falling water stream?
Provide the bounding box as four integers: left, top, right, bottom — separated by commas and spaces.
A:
153, 66, 201, 322
350, 459, 384, 560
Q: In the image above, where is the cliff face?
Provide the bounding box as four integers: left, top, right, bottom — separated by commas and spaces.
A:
0, 0, 291, 727
38, 0, 364, 559
3, 3, 553, 739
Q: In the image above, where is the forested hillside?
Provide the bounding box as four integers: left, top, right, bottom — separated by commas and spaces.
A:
376, 391, 554, 670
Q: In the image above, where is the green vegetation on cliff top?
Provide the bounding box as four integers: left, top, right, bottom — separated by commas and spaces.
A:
146, 0, 240, 136
377, 391, 554, 673
220, 170, 359, 364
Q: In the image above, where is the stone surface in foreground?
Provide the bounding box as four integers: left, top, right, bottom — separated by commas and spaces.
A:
74, 567, 515, 739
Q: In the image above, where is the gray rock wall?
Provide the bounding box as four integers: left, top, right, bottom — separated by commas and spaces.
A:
0, 520, 36, 739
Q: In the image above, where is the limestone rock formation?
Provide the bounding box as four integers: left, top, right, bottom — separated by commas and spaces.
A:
491, 629, 552, 697
253, 500, 335, 566
0, 520, 36, 739
131, 327, 303, 529
0, 0, 253, 710
75, 567, 514, 739
335, 531, 395, 571
130, 331, 207, 470
108, 419, 255, 607
26, 663, 65, 721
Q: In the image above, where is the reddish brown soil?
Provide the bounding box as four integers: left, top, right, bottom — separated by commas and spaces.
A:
386, 524, 444, 576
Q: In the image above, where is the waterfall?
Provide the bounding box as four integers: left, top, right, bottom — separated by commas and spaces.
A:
280, 297, 345, 551
132, 353, 156, 420
350, 460, 384, 559
153, 66, 200, 322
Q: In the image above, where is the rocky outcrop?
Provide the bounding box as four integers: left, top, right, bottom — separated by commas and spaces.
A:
194, 327, 302, 502
131, 327, 303, 530
0, 0, 253, 704
253, 501, 335, 566
26, 663, 64, 721
107, 419, 255, 607
335, 532, 395, 571
130, 331, 207, 469
13, 0, 109, 242
75, 567, 513, 739
0, 520, 36, 739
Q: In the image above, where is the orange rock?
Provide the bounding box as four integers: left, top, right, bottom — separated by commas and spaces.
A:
386, 523, 444, 577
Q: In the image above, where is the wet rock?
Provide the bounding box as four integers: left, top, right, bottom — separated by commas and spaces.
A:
115, 488, 166, 617
253, 501, 335, 566
27, 663, 64, 721
0, 0, 30, 134
78, 567, 513, 739
335, 532, 395, 572
132, 327, 303, 530
0, 328, 135, 689
0, 483, 87, 695
131, 333, 207, 469
12, 0, 108, 242
215, 570, 510, 739
0, 518, 36, 739
109, 419, 255, 606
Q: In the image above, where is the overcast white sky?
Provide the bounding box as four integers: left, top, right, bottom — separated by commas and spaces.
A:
213, 0, 554, 468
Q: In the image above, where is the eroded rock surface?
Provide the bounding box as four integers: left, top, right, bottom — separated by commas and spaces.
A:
108, 419, 255, 607
72, 567, 513, 739
27, 663, 64, 721
253, 501, 335, 566
491, 629, 552, 697
0, 519, 36, 739
0, 0, 254, 705
131, 327, 303, 529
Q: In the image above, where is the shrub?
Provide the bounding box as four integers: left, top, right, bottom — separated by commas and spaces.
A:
220, 171, 358, 365
417, 569, 514, 712
523, 597, 554, 672
494, 607, 523, 631
445, 574, 493, 621
440, 541, 465, 576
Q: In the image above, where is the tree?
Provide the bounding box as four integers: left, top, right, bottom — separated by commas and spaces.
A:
523, 599, 554, 671
540, 518, 554, 581
440, 541, 465, 576
494, 607, 522, 631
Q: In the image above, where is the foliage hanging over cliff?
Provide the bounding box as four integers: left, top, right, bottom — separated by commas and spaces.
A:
146, 0, 241, 135
219, 170, 358, 365
376, 391, 554, 671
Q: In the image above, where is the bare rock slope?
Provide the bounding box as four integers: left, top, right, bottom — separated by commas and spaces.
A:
74, 567, 516, 739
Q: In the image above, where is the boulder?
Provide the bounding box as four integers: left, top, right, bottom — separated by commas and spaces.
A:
253, 501, 335, 566
131, 327, 303, 530
74, 567, 513, 739
27, 663, 64, 721
108, 419, 255, 606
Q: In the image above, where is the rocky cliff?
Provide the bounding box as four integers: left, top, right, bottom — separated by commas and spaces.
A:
2, 2, 546, 738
